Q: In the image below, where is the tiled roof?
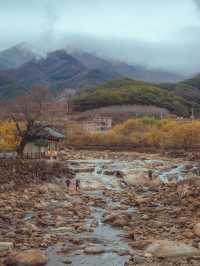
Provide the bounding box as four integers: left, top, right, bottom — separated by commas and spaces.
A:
44, 127, 65, 139
28, 125, 65, 140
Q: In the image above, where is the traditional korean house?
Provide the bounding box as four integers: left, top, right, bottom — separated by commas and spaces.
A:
82, 116, 112, 133
23, 125, 65, 159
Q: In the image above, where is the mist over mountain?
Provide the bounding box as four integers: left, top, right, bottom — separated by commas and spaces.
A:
0, 44, 185, 99
1, 0, 200, 76
71, 51, 184, 83
0, 42, 186, 84
1, 43, 200, 117
1, 0, 200, 116
0, 43, 35, 70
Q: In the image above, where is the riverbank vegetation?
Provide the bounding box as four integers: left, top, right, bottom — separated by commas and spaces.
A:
0, 121, 18, 150
1, 117, 200, 152
65, 118, 200, 151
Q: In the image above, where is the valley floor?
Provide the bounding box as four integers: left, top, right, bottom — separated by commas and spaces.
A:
1, 151, 200, 266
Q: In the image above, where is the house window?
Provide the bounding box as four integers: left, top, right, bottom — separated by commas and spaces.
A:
48, 142, 54, 151
48, 141, 57, 152
48, 142, 51, 151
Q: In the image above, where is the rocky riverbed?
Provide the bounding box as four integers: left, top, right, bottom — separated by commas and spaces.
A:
1, 151, 200, 266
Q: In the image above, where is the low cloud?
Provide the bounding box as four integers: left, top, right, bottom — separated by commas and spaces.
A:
1, 0, 200, 75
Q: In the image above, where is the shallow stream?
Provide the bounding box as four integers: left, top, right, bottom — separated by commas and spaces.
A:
47, 158, 196, 266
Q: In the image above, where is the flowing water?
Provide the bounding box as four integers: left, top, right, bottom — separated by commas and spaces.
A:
47, 158, 196, 266
70, 158, 194, 188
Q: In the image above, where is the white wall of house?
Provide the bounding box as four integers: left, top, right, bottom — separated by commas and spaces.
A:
23, 142, 48, 158
24, 143, 40, 154
83, 117, 112, 133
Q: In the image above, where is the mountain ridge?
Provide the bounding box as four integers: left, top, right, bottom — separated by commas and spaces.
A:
71, 51, 184, 83
0, 44, 185, 98
0, 44, 199, 117
0, 43, 35, 70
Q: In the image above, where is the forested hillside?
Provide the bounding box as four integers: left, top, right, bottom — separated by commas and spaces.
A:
159, 74, 200, 114
0, 74, 26, 99
73, 79, 191, 116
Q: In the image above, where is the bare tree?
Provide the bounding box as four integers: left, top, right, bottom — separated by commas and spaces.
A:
8, 86, 51, 157
0, 100, 11, 121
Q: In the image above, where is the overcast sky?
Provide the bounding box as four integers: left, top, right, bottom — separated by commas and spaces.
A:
0, 0, 200, 75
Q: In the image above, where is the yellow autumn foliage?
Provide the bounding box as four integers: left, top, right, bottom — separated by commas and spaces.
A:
0, 122, 18, 150
3, 117, 198, 151
65, 118, 200, 151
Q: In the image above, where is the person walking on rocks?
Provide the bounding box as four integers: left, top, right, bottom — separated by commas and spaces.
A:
148, 169, 153, 180
66, 178, 71, 192
75, 178, 80, 191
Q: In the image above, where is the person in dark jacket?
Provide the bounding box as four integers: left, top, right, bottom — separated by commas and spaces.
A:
148, 169, 153, 180
66, 178, 71, 192
75, 179, 80, 191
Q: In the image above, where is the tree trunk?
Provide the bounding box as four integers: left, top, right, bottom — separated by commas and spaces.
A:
17, 140, 27, 159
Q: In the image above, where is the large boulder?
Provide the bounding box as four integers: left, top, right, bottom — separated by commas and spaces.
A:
145, 240, 200, 258
193, 223, 200, 237
5, 249, 48, 266
0, 242, 13, 253
124, 171, 146, 186
45, 183, 63, 193
103, 212, 130, 227
24, 223, 39, 233
125, 171, 160, 187
102, 213, 118, 224
84, 246, 105, 255
112, 217, 129, 227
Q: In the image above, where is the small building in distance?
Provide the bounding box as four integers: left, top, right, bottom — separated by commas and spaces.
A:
23, 125, 65, 159
69, 105, 170, 127
82, 116, 112, 133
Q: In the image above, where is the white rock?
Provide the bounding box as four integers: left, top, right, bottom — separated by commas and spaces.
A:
0, 242, 13, 252
146, 240, 200, 258
84, 246, 105, 255
193, 223, 200, 237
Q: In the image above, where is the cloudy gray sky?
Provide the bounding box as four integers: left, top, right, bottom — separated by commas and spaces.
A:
0, 0, 200, 75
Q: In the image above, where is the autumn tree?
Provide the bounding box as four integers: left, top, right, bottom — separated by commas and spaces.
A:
8, 86, 51, 157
